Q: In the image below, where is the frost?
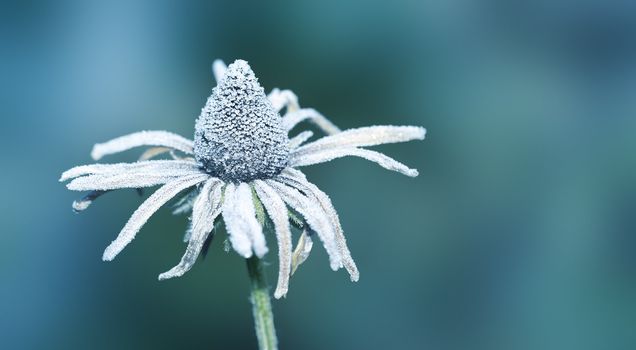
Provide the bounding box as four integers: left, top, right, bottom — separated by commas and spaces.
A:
293, 125, 425, 157
281, 108, 341, 135
222, 183, 268, 258
291, 229, 313, 275
267, 88, 299, 113
281, 168, 359, 281
194, 60, 289, 182
102, 174, 208, 261
72, 190, 109, 212
266, 179, 342, 271
288, 131, 314, 150
159, 178, 223, 280
91, 131, 194, 161
290, 147, 419, 177
60, 160, 199, 182
254, 180, 292, 299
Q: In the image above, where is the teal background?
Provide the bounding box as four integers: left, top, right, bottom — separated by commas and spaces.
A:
2, 1, 636, 349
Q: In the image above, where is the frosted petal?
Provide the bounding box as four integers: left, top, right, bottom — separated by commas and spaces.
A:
267, 88, 299, 113
254, 180, 292, 298
138, 147, 171, 161
72, 190, 109, 212
282, 108, 341, 135
66, 167, 203, 191
266, 180, 342, 270
91, 131, 194, 160
60, 160, 198, 182
222, 183, 269, 258
291, 229, 313, 275
291, 147, 419, 177
293, 125, 425, 157
280, 168, 359, 281
158, 178, 223, 280
102, 174, 208, 261
212, 59, 227, 83
288, 131, 314, 150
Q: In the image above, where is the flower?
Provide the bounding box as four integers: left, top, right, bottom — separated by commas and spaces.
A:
60, 59, 426, 298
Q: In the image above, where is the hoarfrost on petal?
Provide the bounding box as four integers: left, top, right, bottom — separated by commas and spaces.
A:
60, 160, 199, 182
254, 180, 292, 299
267, 88, 299, 113
291, 229, 313, 275
91, 131, 194, 161
288, 131, 314, 150
158, 178, 223, 280
102, 174, 208, 261
282, 108, 341, 135
266, 179, 342, 270
290, 147, 419, 177
222, 183, 268, 258
280, 168, 359, 281
293, 125, 425, 157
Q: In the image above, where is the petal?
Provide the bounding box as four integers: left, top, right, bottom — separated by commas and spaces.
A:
212, 59, 227, 83
72, 190, 109, 212
293, 125, 425, 156
222, 183, 269, 258
66, 168, 203, 191
267, 88, 299, 113
282, 108, 341, 135
266, 179, 342, 271
290, 147, 419, 177
280, 168, 359, 281
102, 174, 208, 261
60, 160, 198, 182
288, 131, 314, 150
291, 229, 313, 275
254, 180, 293, 299
91, 131, 194, 161
158, 178, 223, 280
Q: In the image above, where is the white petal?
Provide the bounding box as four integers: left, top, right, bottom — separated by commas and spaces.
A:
91, 131, 194, 161
280, 168, 359, 281
102, 174, 208, 261
282, 108, 341, 135
138, 147, 172, 161
60, 160, 198, 182
212, 59, 227, 83
267, 88, 299, 113
266, 180, 342, 270
291, 229, 313, 275
222, 183, 268, 258
66, 167, 203, 191
291, 147, 419, 177
254, 180, 292, 299
293, 125, 425, 157
288, 131, 314, 150
158, 179, 223, 280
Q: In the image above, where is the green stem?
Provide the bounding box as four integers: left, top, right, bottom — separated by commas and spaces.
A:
246, 256, 278, 350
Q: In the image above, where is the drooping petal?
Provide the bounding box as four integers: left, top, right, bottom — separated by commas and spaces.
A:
267, 88, 299, 113
60, 160, 199, 182
280, 168, 359, 281
91, 131, 194, 161
266, 180, 342, 271
66, 169, 203, 191
291, 229, 313, 275
158, 178, 223, 280
72, 190, 109, 212
288, 131, 314, 150
212, 59, 227, 83
222, 183, 268, 258
254, 180, 293, 299
282, 108, 341, 135
290, 147, 419, 177
293, 125, 425, 156
102, 174, 208, 261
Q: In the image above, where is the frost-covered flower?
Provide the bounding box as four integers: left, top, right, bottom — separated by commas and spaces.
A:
60, 59, 425, 298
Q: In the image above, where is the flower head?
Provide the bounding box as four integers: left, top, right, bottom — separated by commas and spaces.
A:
60, 59, 426, 298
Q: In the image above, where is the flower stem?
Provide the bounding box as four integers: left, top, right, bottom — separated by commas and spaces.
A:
246, 256, 278, 350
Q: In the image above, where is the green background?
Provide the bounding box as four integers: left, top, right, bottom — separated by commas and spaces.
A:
2, 1, 636, 349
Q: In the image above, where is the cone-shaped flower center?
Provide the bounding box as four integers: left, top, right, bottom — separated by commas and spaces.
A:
194, 60, 289, 182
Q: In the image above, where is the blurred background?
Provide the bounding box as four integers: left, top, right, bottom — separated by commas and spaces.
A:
2, 0, 636, 349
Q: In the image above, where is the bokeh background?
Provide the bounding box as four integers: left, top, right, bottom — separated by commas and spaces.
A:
2, 1, 636, 349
